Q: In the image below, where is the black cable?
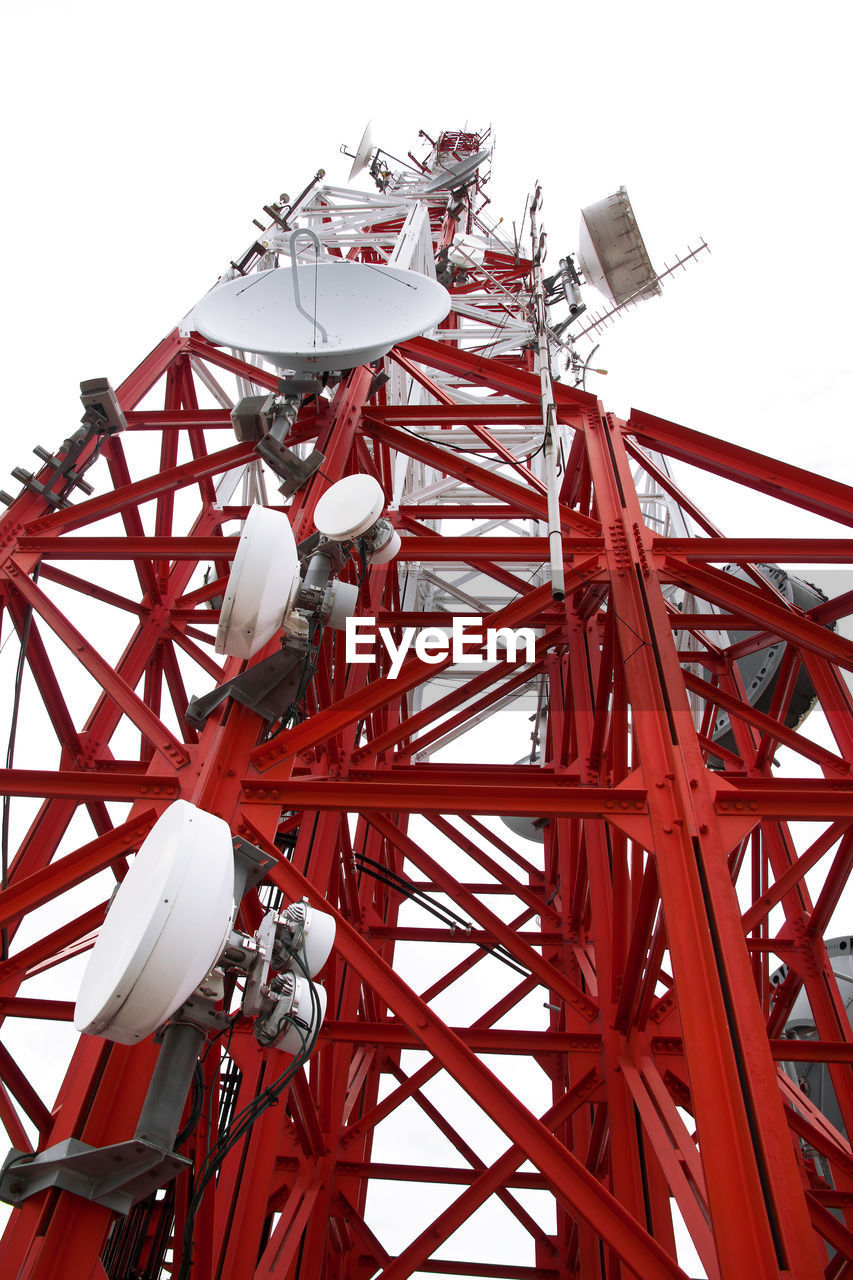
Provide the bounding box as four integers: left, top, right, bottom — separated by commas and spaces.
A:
174, 1062, 205, 1150
1, 565, 40, 961
390, 416, 547, 463
354, 855, 530, 978
177, 956, 322, 1280
262, 614, 327, 742
356, 853, 467, 930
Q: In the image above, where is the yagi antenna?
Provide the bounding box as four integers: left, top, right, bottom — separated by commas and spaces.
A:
567, 185, 709, 339
574, 239, 710, 340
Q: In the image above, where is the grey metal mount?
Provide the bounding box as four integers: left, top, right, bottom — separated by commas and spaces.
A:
0, 1013, 207, 1214
0, 1137, 190, 1216
256, 434, 325, 500
230, 387, 326, 499
186, 640, 309, 728
233, 835, 277, 904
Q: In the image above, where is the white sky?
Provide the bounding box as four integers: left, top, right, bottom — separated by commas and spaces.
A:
0, 0, 850, 511
0, 3, 851, 1273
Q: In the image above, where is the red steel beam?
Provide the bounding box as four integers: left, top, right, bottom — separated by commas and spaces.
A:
246, 817, 691, 1280
629, 408, 853, 528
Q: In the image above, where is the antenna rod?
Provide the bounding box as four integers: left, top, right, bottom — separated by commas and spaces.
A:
575, 239, 710, 339
529, 185, 565, 603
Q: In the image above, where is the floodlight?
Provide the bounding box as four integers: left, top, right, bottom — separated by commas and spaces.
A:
79, 378, 127, 436
74, 801, 235, 1045
313, 474, 401, 565
216, 505, 301, 658
191, 259, 450, 374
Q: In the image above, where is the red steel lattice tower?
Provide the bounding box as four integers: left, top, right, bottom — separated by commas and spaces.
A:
0, 128, 852, 1279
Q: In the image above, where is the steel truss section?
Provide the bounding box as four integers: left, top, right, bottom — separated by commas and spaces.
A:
0, 133, 851, 1279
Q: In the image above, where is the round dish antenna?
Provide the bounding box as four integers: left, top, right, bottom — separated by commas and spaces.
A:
74, 801, 235, 1045
313, 473, 401, 564
192, 244, 450, 374
418, 148, 491, 194
577, 186, 661, 306
217, 505, 301, 659
348, 121, 376, 180
314, 474, 384, 540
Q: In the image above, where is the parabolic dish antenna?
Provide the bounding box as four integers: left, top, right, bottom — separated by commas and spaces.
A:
577, 186, 661, 306
417, 148, 491, 195
192, 262, 450, 373
75, 801, 235, 1045
217, 504, 301, 659
314, 473, 385, 540
348, 120, 375, 180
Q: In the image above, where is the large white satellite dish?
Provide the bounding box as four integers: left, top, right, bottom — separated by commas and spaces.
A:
75, 801, 235, 1045
577, 186, 661, 306
348, 121, 375, 180
192, 260, 450, 373
417, 148, 491, 195
217, 505, 301, 659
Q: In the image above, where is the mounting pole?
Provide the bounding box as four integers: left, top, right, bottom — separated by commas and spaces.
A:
529, 184, 565, 602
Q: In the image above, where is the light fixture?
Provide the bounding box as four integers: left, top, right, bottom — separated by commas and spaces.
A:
74, 801, 236, 1045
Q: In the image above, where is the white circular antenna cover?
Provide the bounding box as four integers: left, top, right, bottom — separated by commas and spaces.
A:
217, 505, 300, 658
369, 527, 401, 565
349, 121, 375, 180
75, 801, 235, 1045
301, 906, 336, 977
278, 979, 327, 1056
192, 264, 450, 373
325, 580, 359, 631
314, 474, 384, 540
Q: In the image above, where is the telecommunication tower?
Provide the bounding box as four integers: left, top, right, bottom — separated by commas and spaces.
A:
0, 124, 851, 1279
